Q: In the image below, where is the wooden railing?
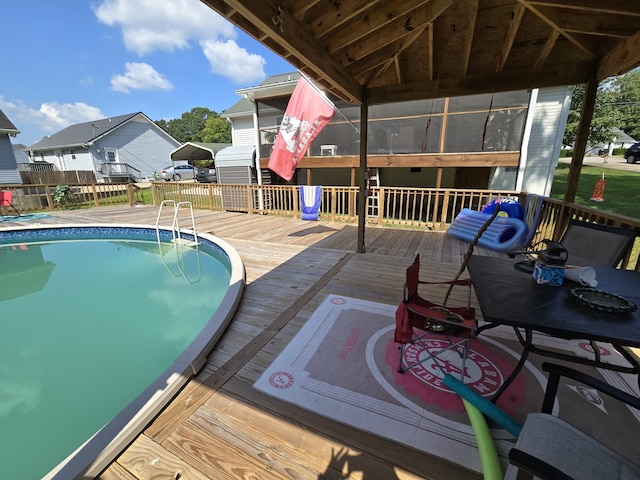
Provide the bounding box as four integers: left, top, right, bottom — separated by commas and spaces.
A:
2, 181, 638, 269
0, 183, 144, 212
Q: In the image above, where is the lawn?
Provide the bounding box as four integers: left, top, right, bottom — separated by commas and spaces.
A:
550, 163, 640, 220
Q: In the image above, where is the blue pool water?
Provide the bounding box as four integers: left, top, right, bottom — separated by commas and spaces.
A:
0, 228, 232, 479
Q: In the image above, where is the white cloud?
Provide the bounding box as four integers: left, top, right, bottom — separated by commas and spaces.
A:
94, 0, 235, 55
110, 62, 174, 93
93, 0, 266, 84
201, 39, 266, 84
0, 96, 104, 134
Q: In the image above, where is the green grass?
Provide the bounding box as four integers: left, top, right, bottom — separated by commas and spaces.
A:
550, 163, 640, 220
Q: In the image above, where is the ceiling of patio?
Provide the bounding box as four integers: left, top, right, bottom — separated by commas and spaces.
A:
202, 1, 640, 105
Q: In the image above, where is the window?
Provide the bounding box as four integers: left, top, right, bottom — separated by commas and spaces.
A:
70, 149, 76, 160
105, 148, 118, 162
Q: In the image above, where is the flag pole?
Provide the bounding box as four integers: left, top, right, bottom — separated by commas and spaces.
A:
298, 71, 360, 133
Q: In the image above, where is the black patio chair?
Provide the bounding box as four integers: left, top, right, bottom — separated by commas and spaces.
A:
560, 219, 637, 268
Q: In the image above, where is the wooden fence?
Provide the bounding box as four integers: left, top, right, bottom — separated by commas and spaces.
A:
20, 170, 97, 185
2, 180, 638, 268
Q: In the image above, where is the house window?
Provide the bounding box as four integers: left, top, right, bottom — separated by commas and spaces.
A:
105, 148, 118, 162
70, 149, 76, 160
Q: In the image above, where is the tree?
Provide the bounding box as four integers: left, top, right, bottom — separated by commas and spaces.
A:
563, 70, 640, 149
155, 107, 230, 143
201, 115, 232, 143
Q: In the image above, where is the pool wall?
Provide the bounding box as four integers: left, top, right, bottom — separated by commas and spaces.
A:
0, 224, 245, 480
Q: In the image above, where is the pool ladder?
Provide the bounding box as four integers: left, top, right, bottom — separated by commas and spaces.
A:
155, 200, 201, 283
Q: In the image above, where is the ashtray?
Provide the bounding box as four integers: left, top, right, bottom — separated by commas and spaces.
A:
568, 287, 637, 313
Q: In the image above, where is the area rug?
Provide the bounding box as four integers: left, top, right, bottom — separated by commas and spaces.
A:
254, 295, 640, 474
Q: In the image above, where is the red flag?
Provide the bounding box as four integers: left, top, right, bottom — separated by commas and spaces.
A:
268, 76, 336, 181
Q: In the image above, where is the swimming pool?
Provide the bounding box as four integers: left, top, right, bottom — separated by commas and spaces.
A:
0, 224, 245, 480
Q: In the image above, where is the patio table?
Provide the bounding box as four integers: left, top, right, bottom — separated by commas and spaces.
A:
467, 255, 640, 402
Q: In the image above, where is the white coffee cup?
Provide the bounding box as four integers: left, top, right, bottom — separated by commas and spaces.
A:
564, 265, 598, 287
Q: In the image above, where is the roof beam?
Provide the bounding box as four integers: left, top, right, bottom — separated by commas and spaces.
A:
598, 30, 640, 79
327, 0, 446, 53
335, 0, 453, 64
518, 0, 596, 58
368, 61, 594, 104
201, 0, 364, 104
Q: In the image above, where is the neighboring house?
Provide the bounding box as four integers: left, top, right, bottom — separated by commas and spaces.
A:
0, 109, 23, 185
28, 112, 180, 182
222, 72, 572, 197
608, 127, 636, 151
11, 143, 31, 164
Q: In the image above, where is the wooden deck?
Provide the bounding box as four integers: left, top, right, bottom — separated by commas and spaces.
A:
3, 205, 506, 480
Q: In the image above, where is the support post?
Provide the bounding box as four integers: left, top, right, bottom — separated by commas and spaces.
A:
356, 95, 369, 253
565, 73, 598, 204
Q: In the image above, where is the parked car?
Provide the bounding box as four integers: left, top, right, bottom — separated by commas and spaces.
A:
624, 143, 640, 164
160, 164, 197, 181
196, 166, 217, 183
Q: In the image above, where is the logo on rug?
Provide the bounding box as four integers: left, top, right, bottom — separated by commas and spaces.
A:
269, 371, 294, 389
401, 338, 503, 396
578, 342, 611, 356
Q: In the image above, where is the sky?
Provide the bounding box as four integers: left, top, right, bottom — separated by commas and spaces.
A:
0, 0, 294, 146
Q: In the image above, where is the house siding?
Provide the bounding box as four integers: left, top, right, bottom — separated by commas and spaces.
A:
232, 117, 256, 146
92, 118, 180, 180
519, 86, 572, 196
0, 136, 23, 184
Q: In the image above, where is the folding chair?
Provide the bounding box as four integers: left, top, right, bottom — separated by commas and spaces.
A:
560, 219, 637, 268
0, 190, 20, 216
395, 253, 479, 382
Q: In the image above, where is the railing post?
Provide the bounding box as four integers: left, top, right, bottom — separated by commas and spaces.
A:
331, 187, 336, 222
294, 185, 300, 218
439, 190, 450, 230
378, 187, 385, 225
126, 184, 135, 206
247, 185, 253, 214
44, 185, 54, 211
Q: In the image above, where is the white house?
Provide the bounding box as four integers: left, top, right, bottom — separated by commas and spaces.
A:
222, 72, 572, 197
0, 109, 22, 185
28, 112, 180, 182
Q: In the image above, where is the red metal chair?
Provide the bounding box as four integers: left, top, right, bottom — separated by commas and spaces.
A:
0, 191, 20, 216
395, 253, 479, 381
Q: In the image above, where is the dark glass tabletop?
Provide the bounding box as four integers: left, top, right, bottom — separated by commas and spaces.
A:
467, 255, 640, 347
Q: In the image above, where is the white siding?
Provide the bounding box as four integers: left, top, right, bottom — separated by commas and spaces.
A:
231, 117, 256, 146
489, 86, 571, 196
0, 136, 23, 184
519, 86, 572, 196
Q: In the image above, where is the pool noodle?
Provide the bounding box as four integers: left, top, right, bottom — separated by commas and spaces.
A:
462, 399, 503, 480
443, 373, 523, 438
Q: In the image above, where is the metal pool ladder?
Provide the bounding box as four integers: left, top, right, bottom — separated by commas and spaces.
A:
155, 200, 201, 283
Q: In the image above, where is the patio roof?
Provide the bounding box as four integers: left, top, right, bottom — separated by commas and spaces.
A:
201, 1, 640, 251
202, 1, 640, 105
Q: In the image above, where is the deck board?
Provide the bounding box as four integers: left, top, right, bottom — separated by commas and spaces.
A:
1, 205, 499, 479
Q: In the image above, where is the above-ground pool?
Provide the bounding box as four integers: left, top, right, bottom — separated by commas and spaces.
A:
0, 224, 245, 480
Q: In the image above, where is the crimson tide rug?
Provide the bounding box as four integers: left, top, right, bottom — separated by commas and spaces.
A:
254, 295, 640, 474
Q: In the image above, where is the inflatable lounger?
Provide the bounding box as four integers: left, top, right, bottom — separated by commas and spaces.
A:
300, 185, 322, 221
446, 208, 528, 253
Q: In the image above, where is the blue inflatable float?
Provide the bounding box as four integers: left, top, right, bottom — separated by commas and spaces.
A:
481, 198, 524, 220
446, 207, 528, 253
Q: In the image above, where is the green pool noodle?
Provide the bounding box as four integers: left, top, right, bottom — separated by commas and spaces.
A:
443, 373, 522, 437
462, 398, 503, 480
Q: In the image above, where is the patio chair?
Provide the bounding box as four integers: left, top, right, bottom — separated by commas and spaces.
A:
395, 253, 479, 381
560, 219, 637, 268
504, 362, 640, 480
0, 190, 20, 216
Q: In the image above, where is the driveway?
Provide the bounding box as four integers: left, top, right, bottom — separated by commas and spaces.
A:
558, 155, 640, 172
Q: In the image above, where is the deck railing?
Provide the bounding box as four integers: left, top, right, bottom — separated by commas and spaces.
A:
1, 181, 638, 269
